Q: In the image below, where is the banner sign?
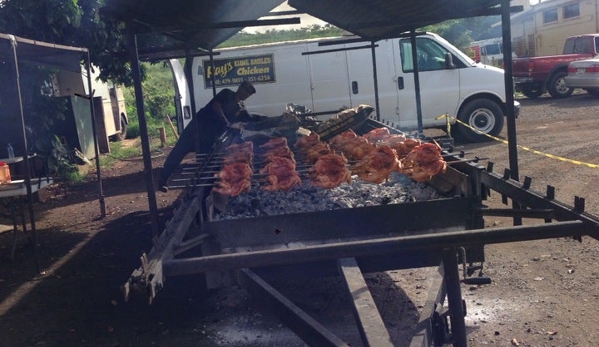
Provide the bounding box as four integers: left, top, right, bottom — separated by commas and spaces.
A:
201, 54, 275, 89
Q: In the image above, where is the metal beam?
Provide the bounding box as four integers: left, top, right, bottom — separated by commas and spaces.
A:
480, 169, 599, 240
409, 266, 445, 347
338, 257, 394, 347
163, 220, 586, 276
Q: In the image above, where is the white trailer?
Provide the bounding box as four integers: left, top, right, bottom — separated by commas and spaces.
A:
52, 66, 129, 153
468, 37, 506, 67
190, 32, 518, 142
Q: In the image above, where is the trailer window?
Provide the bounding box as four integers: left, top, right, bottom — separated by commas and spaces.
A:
484, 43, 501, 55
400, 37, 451, 72
543, 8, 558, 24
563, 3, 580, 19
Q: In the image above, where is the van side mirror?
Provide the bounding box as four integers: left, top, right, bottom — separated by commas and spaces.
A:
445, 53, 456, 69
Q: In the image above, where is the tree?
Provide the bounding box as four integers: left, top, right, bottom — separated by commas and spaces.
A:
0, 0, 133, 84
0, 0, 135, 156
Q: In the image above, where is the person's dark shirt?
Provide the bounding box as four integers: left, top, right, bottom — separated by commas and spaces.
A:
206, 88, 243, 123
195, 88, 239, 135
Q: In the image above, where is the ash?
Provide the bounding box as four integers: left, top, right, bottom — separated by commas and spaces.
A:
214, 172, 443, 220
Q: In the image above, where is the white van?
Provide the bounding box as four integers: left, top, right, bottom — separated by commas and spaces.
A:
189, 32, 517, 142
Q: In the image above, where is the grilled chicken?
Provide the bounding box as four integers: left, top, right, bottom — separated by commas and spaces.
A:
261, 146, 295, 163
362, 127, 391, 143
400, 142, 447, 182
213, 163, 253, 197
295, 132, 321, 150
350, 145, 401, 184
309, 153, 352, 189
260, 156, 301, 191
259, 137, 288, 151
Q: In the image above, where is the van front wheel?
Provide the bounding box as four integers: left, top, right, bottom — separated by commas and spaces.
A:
456, 99, 504, 143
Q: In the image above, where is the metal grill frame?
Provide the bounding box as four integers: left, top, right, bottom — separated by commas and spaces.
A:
124, 125, 599, 347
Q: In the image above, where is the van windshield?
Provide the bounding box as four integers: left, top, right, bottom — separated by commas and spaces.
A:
400, 37, 468, 72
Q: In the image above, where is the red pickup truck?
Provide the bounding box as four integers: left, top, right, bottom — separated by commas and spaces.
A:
513, 34, 599, 99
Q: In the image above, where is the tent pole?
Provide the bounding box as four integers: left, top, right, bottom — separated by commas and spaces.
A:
127, 25, 160, 237
370, 41, 381, 121
409, 30, 424, 135
84, 52, 106, 218
501, 0, 518, 180
8, 35, 40, 273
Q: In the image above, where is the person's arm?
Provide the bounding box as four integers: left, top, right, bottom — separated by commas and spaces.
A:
211, 99, 230, 125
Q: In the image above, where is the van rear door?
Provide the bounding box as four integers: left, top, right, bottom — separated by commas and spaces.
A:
169, 59, 193, 132
345, 40, 399, 120
306, 46, 351, 113
392, 36, 460, 129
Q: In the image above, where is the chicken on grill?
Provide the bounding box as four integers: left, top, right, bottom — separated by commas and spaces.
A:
301, 142, 332, 164
261, 146, 295, 164
391, 138, 421, 157
350, 145, 401, 184
294, 132, 334, 164
329, 129, 358, 147
400, 142, 447, 182
222, 150, 254, 165
295, 132, 321, 150
329, 131, 376, 161
363, 127, 391, 143
362, 128, 420, 157
308, 153, 352, 189
213, 163, 254, 197
225, 141, 254, 155
259, 137, 288, 151
259, 156, 301, 191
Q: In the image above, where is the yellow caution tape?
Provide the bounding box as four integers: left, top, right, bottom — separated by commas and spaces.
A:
435, 114, 599, 169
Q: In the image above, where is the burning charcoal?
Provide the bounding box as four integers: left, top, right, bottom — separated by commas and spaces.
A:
213, 169, 442, 221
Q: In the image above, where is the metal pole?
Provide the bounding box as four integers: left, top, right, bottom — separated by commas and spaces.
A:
409, 30, 424, 135
84, 52, 106, 218
209, 50, 217, 98
370, 41, 381, 121
442, 249, 467, 347
126, 25, 160, 237
8, 35, 40, 273
501, 0, 522, 226
501, 0, 518, 181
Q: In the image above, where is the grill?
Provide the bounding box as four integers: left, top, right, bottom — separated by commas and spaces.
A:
124, 116, 599, 347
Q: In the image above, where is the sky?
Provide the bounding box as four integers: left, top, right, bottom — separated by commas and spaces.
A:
244, 0, 542, 33
242, 2, 327, 33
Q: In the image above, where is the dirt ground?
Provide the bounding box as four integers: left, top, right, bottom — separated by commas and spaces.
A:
1, 91, 599, 347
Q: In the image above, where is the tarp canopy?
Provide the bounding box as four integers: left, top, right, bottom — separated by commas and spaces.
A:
0, 33, 86, 72
102, 0, 510, 54
102, 0, 290, 56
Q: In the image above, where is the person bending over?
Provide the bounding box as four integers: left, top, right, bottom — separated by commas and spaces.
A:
157, 81, 257, 192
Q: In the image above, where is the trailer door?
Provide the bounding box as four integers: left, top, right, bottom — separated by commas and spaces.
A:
392, 37, 460, 129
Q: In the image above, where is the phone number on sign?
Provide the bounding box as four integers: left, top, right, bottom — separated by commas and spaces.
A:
246, 75, 273, 82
